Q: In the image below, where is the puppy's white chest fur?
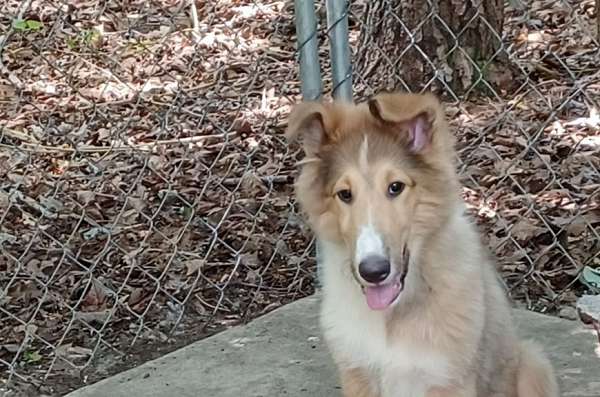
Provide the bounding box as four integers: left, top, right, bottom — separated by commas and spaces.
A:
319, 242, 450, 397
322, 301, 450, 396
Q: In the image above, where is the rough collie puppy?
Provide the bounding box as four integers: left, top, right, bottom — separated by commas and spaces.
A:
286, 92, 559, 397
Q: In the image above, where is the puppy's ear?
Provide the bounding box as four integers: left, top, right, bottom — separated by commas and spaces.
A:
285, 102, 328, 156
367, 92, 444, 153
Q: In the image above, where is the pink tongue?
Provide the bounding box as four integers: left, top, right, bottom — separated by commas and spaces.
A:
365, 283, 401, 310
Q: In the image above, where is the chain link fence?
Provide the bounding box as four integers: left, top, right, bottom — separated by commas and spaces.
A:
1, 1, 314, 395
1, 0, 599, 396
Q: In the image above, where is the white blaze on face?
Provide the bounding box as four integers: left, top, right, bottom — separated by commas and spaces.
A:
354, 135, 386, 264
358, 134, 369, 175
355, 223, 386, 265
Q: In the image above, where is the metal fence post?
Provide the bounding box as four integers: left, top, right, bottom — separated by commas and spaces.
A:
326, 0, 353, 102
294, 0, 323, 101
294, 0, 325, 288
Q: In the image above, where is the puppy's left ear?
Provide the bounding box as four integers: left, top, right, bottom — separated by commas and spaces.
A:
367, 92, 445, 154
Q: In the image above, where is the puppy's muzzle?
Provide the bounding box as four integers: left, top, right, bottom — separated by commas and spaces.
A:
358, 248, 410, 311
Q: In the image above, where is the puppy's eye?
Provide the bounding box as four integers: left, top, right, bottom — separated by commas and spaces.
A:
336, 189, 353, 203
387, 182, 405, 198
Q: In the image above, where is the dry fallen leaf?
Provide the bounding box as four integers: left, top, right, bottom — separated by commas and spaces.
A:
184, 259, 205, 276
81, 279, 111, 311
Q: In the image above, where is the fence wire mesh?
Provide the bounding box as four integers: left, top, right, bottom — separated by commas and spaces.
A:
0, 0, 599, 396
0, 1, 315, 395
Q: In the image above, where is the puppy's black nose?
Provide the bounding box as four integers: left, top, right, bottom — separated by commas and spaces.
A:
358, 256, 390, 283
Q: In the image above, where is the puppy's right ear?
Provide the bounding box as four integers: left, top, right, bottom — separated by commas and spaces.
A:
285, 102, 327, 156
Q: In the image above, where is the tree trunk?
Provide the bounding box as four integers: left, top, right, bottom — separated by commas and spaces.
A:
355, 0, 510, 96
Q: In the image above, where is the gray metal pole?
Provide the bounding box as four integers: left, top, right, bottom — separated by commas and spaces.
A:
326, 0, 353, 102
294, 0, 322, 101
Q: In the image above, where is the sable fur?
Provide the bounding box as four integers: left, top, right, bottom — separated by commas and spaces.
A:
286, 92, 559, 397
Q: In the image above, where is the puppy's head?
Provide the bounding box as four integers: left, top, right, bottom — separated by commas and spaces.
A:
286, 92, 460, 310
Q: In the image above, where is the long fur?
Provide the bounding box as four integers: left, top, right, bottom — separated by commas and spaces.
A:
517, 341, 560, 397
286, 92, 559, 397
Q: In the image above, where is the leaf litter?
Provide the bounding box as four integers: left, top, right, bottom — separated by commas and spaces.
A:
0, 0, 598, 395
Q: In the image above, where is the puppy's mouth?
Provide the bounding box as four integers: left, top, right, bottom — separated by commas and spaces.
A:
360, 251, 409, 311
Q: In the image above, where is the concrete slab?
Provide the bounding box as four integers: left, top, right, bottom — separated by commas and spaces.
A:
67, 295, 600, 397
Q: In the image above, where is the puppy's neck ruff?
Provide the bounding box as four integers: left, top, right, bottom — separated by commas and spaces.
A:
317, 203, 476, 394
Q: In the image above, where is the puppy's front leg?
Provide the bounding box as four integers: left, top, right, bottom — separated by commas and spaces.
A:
340, 367, 380, 397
